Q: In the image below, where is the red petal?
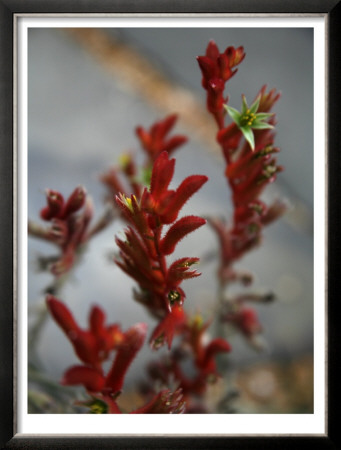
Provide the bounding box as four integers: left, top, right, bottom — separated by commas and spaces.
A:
167, 257, 201, 284
71, 330, 99, 366
136, 126, 152, 152
105, 323, 147, 393
155, 114, 178, 138
116, 227, 149, 267
206, 40, 220, 60
150, 151, 175, 200
40, 189, 64, 220
61, 365, 105, 392
150, 305, 186, 350
46, 295, 79, 335
160, 175, 208, 224
257, 85, 281, 112
225, 46, 245, 68
89, 305, 106, 336
160, 216, 206, 256
218, 53, 233, 81
163, 135, 188, 155
196, 56, 216, 88
46, 295, 100, 365
62, 186, 86, 218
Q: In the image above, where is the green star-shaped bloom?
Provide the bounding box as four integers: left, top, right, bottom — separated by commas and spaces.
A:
224, 95, 274, 151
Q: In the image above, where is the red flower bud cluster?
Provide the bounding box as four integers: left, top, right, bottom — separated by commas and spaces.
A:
100, 114, 187, 206
136, 113, 187, 160
46, 295, 185, 414
197, 40, 245, 128
115, 151, 208, 349
37, 186, 92, 276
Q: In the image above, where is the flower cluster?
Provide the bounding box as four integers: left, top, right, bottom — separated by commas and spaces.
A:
46, 295, 185, 413
197, 40, 245, 128
115, 151, 208, 349
100, 114, 187, 206
28, 186, 92, 276
28, 39, 287, 415
136, 113, 187, 161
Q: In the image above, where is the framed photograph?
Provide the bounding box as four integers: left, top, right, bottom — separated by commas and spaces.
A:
1, 1, 339, 448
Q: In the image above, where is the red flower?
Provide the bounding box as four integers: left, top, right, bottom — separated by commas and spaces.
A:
136, 114, 187, 160
150, 304, 186, 350
47, 295, 150, 399
100, 115, 189, 217
47, 295, 187, 414
160, 216, 206, 255
104, 322, 147, 393
197, 40, 245, 89
46, 295, 124, 369
197, 41, 245, 128
40, 186, 86, 221
33, 186, 93, 276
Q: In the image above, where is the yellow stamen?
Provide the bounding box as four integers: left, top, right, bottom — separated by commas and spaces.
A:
120, 193, 137, 212
126, 197, 132, 208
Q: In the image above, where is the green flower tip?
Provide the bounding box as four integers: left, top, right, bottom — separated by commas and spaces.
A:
224, 95, 274, 151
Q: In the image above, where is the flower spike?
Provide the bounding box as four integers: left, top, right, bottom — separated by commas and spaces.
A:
114, 151, 207, 345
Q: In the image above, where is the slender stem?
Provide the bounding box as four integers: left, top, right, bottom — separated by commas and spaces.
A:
28, 246, 86, 365
28, 272, 70, 365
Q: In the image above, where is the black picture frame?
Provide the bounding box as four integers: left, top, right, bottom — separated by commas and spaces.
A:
1, 1, 340, 449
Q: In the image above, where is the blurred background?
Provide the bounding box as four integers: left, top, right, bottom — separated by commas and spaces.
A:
27, 26, 313, 413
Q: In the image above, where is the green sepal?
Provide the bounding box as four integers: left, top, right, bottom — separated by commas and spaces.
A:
224, 105, 242, 125
249, 96, 261, 114
251, 122, 274, 130
240, 126, 255, 150
254, 112, 274, 121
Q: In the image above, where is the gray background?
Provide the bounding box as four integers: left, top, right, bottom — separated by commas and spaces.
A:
27, 27, 314, 387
